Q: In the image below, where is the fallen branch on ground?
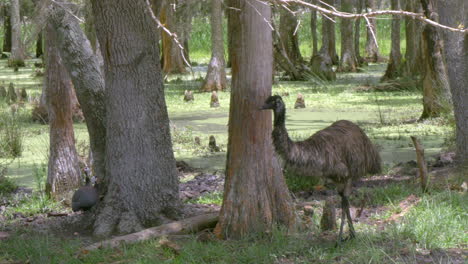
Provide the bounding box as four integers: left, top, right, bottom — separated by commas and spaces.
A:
83, 212, 219, 251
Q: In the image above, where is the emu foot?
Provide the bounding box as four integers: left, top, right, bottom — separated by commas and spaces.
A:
334, 234, 356, 247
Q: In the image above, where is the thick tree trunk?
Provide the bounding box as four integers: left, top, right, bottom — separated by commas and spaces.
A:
44, 24, 81, 202
419, 0, 451, 120
35, 32, 43, 58
354, 0, 364, 65
365, 0, 381, 62
48, 4, 107, 193
161, 0, 188, 74
9, 0, 24, 64
338, 0, 358, 72
214, 0, 296, 239
279, 7, 303, 64
404, 0, 424, 76
437, 0, 468, 166
201, 0, 227, 92
2, 5, 11, 57
310, 0, 318, 57
91, 0, 180, 237
382, 0, 401, 80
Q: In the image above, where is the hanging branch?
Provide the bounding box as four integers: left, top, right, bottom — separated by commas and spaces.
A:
271, 0, 467, 33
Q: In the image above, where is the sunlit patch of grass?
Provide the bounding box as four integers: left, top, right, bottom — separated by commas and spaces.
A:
187, 191, 223, 206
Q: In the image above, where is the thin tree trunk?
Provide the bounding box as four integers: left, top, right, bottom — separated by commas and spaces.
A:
419, 0, 451, 120
2, 5, 11, 57
382, 0, 401, 80
45, 23, 81, 201
354, 0, 364, 65
36, 32, 43, 58
9, 0, 24, 64
161, 0, 188, 74
91, 0, 180, 237
279, 6, 303, 64
48, 3, 107, 193
201, 0, 227, 92
310, 0, 318, 57
404, 0, 424, 76
214, 0, 296, 239
365, 0, 381, 62
437, 0, 467, 166
338, 0, 358, 72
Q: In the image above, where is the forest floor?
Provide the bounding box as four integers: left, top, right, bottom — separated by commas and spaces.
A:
0, 59, 466, 263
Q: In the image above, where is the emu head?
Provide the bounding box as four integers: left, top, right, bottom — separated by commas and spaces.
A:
260, 95, 285, 114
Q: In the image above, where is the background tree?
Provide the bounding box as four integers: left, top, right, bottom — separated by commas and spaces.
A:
437, 0, 468, 166
91, 0, 180, 237
9, 0, 24, 65
2, 3, 12, 58
279, 6, 303, 64
35, 32, 43, 58
381, 0, 401, 80
310, 0, 318, 58
364, 0, 381, 62
44, 23, 81, 201
354, 0, 364, 65
160, 0, 188, 74
338, 0, 358, 72
214, 0, 296, 239
419, 0, 451, 120
403, 0, 423, 76
201, 0, 227, 92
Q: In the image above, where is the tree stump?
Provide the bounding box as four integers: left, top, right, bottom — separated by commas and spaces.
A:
294, 93, 306, 109
210, 91, 220, 108
0, 86, 6, 98
183, 90, 194, 102
7, 83, 17, 103
208, 135, 220, 152
194, 136, 201, 145
320, 198, 336, 231
310, 54, 336, 81
19, 88, 27, 101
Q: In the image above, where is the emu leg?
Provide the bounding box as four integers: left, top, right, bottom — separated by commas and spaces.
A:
342, 195, 356, 239
337, 194, 347, 243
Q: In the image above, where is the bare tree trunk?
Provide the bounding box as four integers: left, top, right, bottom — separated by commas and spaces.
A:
201, 0, 227, 92
365, 0, 381, 62
354, 0, 364, 65
48, 3, 107, 193
177, 0, 193, 64
9, 0, 24, 65
419, 0, 451, 120
36, 32, 43, 58
437, 0, 467, 166
382, 0, 401, 80
2, 5, 11, 58
91, 0, 180, 237
338, 0, 358, 72
279, 6, 303, 64
45, 23, 81, 202
404, 0, 424, 76
161, 0, 188, 74
214, 0, 296, 239
310, 0, 318, 57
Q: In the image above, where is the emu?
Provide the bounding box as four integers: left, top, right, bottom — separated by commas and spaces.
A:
261, 95, 381, 242
72, 167, 99, 212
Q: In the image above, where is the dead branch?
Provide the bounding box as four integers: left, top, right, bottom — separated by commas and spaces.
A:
271, 0, 467, 33
83, 212, 219, 251
410, 136, 429, 192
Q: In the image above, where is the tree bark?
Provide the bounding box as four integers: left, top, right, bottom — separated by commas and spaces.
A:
382, 0, 401, 80
2, 4, 11, 57
437, 0, 468, 166
214, 0, 296, 239
44, 23, 81, 201
161, 0, 188, 74
404, 0, 424, 76
91, 0, 180, 237
318, 0, 338, 65
279, 6, 303, 64
365, 0, 381, 62
9, 0, 24, 64
201, 0, 227, 92
338, 0, 358, 72
419, 0, 451, 120
48, 3, 106, 193
310, 0, 318, 58
354, 0, 364, 65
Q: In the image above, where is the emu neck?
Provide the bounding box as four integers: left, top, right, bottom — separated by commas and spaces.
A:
272, 107, 293, 158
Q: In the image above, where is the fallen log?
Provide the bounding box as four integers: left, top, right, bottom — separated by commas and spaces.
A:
83, 212, 218, 251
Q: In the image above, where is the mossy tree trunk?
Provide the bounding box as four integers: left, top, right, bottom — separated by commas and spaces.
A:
201, 0, 227, 92
364, 0, 381, 62
10, 0, 24, 65
419, 0, 451, 120
382, 0, 402, 81
91, 0, 180, 237
338, 0, 358, 72
44, 23, 81, 202
403, 0, 424, 76
214, 0, 296, 239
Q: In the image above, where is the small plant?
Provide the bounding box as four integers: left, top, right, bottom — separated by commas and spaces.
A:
0, 112, 24, 158
33, 163, 49, 212
0, 174, 18, 196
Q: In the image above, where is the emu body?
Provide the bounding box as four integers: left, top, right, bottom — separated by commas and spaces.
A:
71, 168, 98, 212
261, 95, 381, 243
